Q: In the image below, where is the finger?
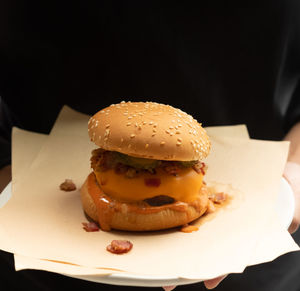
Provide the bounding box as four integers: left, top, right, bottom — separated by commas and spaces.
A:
204, 275, 227, 289
162, 285, 176, 291
288, 192, 300, 233
289, 217, 300, 233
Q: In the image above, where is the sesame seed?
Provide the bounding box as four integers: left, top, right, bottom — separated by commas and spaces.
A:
145, 144, 149, 149
165, 130, 170, 134
128, 116, 133, 119
152, 133, 156, 137
126, 122, 131, 126
143, 121, 147, 125
169, 126, 174, 129
160, 141, 165, 146
149, 121, 154, 125
176, 131, 181, 134
176, 142, 182, 146
177, 138, 182, 142
105, 124, 110, 128
130, 134, 135, 138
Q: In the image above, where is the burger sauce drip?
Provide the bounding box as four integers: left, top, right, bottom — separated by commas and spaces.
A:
87, 173, 114, 231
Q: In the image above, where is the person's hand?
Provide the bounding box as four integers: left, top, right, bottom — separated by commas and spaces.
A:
0, 165, 11, 193
283, 161, 300, 233
203, 275, 227, 289
162, 161, 300, 291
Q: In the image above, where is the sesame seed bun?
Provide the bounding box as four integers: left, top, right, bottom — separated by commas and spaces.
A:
88, 101, 210, 161
80, 173, 209, 231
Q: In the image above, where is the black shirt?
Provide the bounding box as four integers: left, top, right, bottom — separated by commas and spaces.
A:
1, 2, 300, 290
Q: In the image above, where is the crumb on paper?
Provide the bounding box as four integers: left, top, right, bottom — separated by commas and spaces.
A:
59, 179, 76, 191
180, 224, 199, 233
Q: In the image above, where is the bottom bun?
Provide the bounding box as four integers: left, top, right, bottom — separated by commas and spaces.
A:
80, 172, 209, 231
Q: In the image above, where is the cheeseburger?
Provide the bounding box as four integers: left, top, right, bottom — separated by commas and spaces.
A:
81, 101, 211, 231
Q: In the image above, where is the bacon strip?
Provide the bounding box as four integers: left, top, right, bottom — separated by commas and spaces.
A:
144, 178, 161, 187
82, 222, 100, 232
106, 240, 133, 254
59, 179, 76, 191
209, 192, 227, 204
192, 162, 207, 175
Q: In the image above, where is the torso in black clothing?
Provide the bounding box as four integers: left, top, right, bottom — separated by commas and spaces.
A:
2, 2, 300, 291
1, 1, 298, 141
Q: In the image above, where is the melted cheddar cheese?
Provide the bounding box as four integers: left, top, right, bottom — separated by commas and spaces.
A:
94, 168, 203, 203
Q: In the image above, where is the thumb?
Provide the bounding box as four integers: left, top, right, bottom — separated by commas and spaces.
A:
204, 275, 227, 289
162, 286, 176, 291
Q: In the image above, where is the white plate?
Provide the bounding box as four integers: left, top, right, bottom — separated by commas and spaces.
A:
0, 178, 295, 287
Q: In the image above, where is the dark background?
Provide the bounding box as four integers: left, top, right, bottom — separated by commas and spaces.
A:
1, 1, 300, 291
0, 1, 299, 141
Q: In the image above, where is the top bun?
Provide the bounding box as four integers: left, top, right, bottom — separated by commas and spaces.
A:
88, 101, 210, 161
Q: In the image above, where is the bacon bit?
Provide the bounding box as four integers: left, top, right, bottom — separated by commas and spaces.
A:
125, 168, 139, 178
209, 192, 227, 204
59, 179, 76, 191
192, 162, 207, 175
180, 224, 199, 233
106, 240, 133, 254
206, 200, 216, 214
162, 162, 180, 176
114, 163, 128, 175
144, 178, 161, 187
82, 222, 100, 232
